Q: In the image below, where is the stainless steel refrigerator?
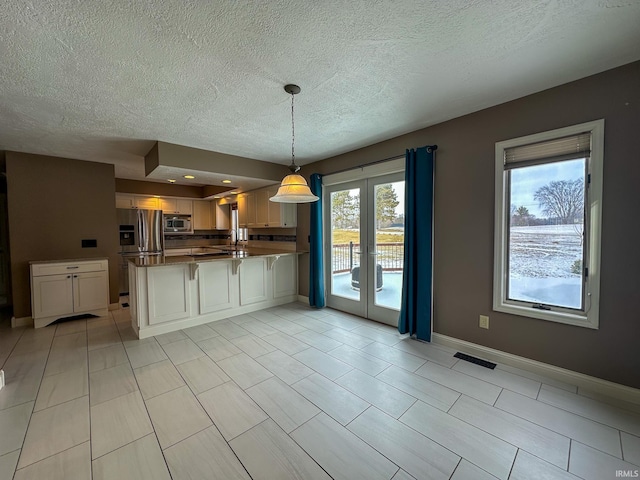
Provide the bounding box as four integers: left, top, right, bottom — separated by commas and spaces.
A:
117, 208, 163, 295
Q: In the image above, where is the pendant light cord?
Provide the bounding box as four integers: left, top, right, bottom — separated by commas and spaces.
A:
290, 92, 300, 172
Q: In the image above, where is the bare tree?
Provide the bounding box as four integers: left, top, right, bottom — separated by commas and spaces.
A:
534, 179, 584, 224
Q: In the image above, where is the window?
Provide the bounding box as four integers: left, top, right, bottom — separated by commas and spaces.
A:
493, 120, 604, 328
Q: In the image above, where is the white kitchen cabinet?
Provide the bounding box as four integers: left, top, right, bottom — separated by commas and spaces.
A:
147, 264, 191, 324
193, 200, 213, 230
272, 254, 298, 298
159, 198, 193, 215
246, 192, 257, 227
237, 194, 248, 227
198, 261, 234, 314
239, 258, 268, 305
116, 194, 160, 210
245, 186, 297, 228
214, 200, 230, 230
31, 259, 109, 328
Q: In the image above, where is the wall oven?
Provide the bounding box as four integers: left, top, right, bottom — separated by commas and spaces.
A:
164, 215, 193, 234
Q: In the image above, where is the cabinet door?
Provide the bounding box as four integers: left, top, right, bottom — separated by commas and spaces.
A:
135, 196, 159, 209
273, 255, 298, 298
192, 201, 212, 230
237, 195, 248, 226
147, 265, 191, 324
32, 274, 74, 319
266, 187, 282, 226
198, 261, 234, 314
116, 194, 135, 209
215, 201, 230, 230
239, 258, 268, 305
256, 189, 269, 227
281, 203, 297, 227
159, 198, 177, 213
73, 271, 108, 313
246, 193, 257, 227
176, 199, 193, 215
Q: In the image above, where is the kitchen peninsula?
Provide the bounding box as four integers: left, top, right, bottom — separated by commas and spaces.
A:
127, 247, 301, 338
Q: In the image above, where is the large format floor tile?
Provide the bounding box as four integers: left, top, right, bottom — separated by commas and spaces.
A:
160, 338, 205, 365
400, 400, 517, 480
360, 342, 426, 372
145, 385, 212, 449
232, 419, 331, 480
134, 359, 185, 400
622, 432, 640, 466
291, 412, 399, 480
89, 363, 137, 406
452, 360, 541, 398
293, 347, 353, 380
90, 390, 153, 459
14, 441, 91, 480
19, 396, 90, 468
393, 339, 457, 367
509, 450, 580, 480
450, 459, 498, 480
217, 352, 273, 389
449, 395, 570, 468
495, 389, 622, 457
125, 341, 167, 369
377, 365, 460, 411
197, 382, 268, 440
292, 373, 369, 425
246, 377, 320, 433
35, 365, 88, 411
231, 334, 278, 357
92, 434, 171, 480
294, 329, 343, 351
198, 335, 242, 361
0, 401, 33, 457
327, 344, 391, 376
175, 355, 229, 394
348, 407, 460, 480
262, 332, 311, 355
88, 344, 128, 373
255, 350, 314, 384
336, 369, 416, 418
164, 426, 250, 480
0, 451, 20, 480
569, 441, 639, 480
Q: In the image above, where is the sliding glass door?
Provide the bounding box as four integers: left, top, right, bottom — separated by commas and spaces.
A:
325, 173, 405, 326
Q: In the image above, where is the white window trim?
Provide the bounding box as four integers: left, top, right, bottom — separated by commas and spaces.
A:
493, 119, 604, 329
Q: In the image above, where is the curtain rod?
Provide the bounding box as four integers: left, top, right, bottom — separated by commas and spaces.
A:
323, 144, 437, 176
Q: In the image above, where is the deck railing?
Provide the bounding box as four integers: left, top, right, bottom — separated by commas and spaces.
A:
332, 242, 404, 273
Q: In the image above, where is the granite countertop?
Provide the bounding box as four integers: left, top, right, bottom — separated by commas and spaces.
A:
128, 247, 305, 267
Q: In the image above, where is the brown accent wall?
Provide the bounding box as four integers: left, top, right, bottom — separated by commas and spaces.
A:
300, 61, 640, 388
6, 152, 119, 318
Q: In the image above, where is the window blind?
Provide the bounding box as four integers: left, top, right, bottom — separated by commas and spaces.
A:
504, 132, 591, 169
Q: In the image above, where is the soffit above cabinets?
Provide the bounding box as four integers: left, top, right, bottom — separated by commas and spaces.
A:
1, 1, 639, 180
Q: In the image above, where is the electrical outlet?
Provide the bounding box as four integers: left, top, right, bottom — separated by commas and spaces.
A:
479, 315, 490, 329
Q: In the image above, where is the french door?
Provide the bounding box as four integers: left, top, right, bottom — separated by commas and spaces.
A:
324, 172, 405, 326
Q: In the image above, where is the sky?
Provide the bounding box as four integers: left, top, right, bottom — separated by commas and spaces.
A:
510, 158, 585, 217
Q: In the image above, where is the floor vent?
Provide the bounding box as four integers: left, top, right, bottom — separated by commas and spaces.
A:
122, 302, 129, 308
454, 352, 496, 370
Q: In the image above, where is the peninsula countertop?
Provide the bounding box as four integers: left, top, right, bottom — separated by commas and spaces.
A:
127, 247, 306, 267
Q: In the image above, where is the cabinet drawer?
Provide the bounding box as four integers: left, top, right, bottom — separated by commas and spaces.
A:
31, 260, 108, 277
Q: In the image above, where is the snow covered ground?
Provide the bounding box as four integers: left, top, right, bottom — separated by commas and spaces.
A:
509, 224, 583, 308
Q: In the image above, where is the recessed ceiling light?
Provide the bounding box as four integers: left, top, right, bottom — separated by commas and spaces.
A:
229, 191, 239, 194
167, 179, 176, 183
213, 196, 221, 199
184, 175, 195, 179
222, 179, 232, 184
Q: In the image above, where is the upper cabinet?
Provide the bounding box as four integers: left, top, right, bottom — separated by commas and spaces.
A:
159, 198, 192, 215
116, 194, 159, 210
192, 200, 212, 230
214, 200, 230, 230
236, 187, 296, 228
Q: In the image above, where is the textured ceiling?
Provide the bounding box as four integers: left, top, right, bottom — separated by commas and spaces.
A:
1, 0, 640, 184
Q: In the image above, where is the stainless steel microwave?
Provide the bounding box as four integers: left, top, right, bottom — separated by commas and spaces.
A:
163, 215, 193, 234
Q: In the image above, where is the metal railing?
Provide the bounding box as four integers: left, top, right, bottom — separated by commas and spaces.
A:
331, 242, 404, 273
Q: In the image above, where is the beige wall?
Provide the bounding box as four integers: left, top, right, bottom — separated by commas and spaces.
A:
6, 152, 119, 318
299, 61, 640, 388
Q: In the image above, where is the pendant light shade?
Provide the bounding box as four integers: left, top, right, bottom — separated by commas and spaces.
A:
270, 84, 319, 204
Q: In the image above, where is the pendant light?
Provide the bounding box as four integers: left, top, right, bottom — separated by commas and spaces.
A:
269, 84, 319, 203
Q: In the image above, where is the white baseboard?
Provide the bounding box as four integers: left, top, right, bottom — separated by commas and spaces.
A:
297, 295, 309, 304
0, 369, 5, 390
431, 333, 640, 405
11, 316, 33, 328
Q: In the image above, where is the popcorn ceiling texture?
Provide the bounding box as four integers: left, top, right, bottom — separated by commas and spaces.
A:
1, 1, 639, 179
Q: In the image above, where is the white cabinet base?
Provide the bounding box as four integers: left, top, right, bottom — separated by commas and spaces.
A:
129, 255, 298, 339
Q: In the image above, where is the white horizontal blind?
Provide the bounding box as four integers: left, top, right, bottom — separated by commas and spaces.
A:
504, 132, 591, 169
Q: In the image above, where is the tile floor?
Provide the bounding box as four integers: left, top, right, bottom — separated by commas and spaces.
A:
1, 302, 639, 479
